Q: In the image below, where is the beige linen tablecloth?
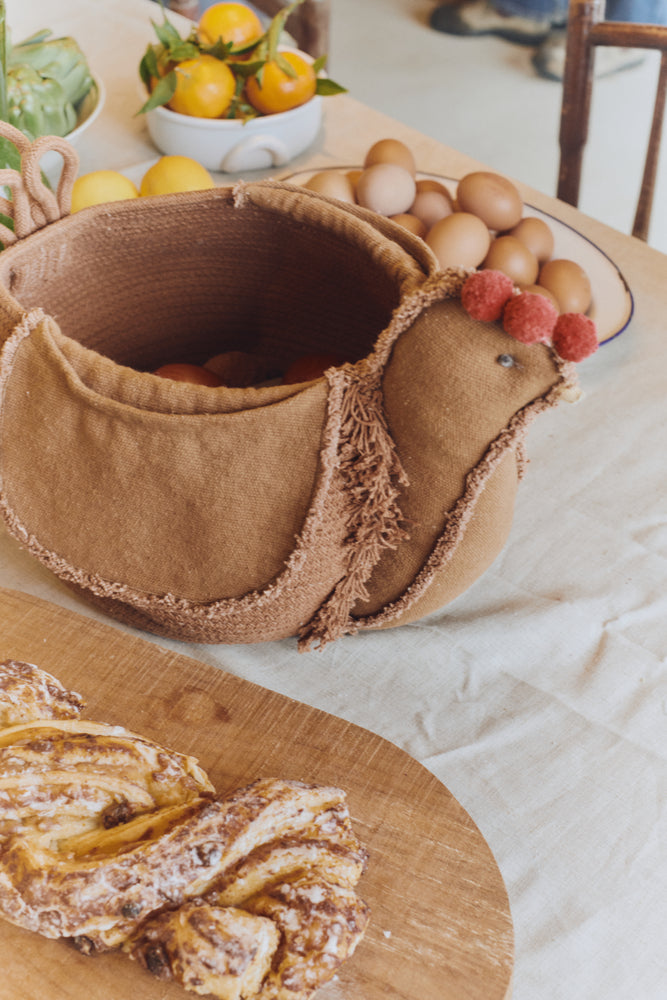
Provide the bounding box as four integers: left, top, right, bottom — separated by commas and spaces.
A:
2, 1, 667, 997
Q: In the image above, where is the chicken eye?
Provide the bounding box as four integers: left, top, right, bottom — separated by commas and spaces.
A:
497, 353, 517, 368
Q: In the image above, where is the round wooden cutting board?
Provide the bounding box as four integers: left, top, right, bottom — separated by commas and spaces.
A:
0, 587, 513, 1000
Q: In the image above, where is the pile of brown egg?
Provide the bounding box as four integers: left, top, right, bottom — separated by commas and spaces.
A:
301, 138, 592, 318
150, 139, 599, 389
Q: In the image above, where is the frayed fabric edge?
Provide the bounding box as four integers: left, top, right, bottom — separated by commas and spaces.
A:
352, 356, 575, 632
296, 273, 469, 651
297, 365, 409, 652
0, 315, 348, 633
0, 277, 576, 651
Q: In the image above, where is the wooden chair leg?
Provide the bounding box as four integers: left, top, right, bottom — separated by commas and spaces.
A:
167, 0, 200, 19
295, 0, 330, 60
632, 50, 667, 240
274, 0, 331, 59
557, 0, 602, 208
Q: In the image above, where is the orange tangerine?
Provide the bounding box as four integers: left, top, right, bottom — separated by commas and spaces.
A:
246, 50, 317, 115
168, 54, 236, 118
198, 2, 264, 48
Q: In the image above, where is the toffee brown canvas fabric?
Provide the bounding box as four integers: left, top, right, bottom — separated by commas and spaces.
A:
0, 178, 577, 650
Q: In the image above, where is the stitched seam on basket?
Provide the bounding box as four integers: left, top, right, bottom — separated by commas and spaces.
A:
353, 356, 576, 631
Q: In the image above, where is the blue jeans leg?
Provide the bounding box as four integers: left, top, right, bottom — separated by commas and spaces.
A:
495, 0, 667, 23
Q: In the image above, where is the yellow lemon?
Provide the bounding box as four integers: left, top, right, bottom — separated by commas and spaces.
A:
70, 171, 140, 212
139, 156, 215, 197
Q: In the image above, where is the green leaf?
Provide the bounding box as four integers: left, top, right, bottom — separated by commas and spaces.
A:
151, 15, 183, 49
315, 78, 347, 97
202, 35, 262, 58
226, 72, 244, 118
136, 69, 176, 114
275, 52, 298, 78
266, 0, 306, 61
167, 39, 199, 62
14, 29, 53, 47
312, 55, 327, 74
0, 0, 7, 123
0, 135, 20, 172
229, 38, 264, 56
226, 58, 266, 79
226, 74, 259, 121
139, 44, 161, 87
200, 38, 235, 60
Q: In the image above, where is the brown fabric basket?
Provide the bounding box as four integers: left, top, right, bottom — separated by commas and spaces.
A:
0, 133, 578, 650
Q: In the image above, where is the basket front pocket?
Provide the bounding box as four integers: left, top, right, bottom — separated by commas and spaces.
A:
0, 310, 353, 641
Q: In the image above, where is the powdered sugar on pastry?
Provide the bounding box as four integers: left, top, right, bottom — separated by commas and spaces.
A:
0, 659, 85, 725
0, 660, 369, 999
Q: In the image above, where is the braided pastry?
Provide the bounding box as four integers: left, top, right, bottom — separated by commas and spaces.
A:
0, 660, 369, 999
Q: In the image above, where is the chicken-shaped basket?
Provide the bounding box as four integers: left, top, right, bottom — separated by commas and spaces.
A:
0, 126, 590, 650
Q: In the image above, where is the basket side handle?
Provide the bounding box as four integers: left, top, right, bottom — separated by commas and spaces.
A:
0, 121, 79, 244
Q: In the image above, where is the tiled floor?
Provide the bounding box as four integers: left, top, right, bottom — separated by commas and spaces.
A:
326, 0, 666, 254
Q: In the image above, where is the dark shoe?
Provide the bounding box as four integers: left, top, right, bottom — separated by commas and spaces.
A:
430, 0, 552, 45
533, 28, 646, 80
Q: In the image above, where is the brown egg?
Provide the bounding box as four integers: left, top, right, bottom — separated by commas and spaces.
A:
346, 168, 363, 193
507, 216, 555, 262
538, 258, 592, 313
304, 170, 356, 203
364, 138, 416, 176
425, 212, 491, 270
523, 283, 561, 311
483, 235, 539, 287
409, 189, 454, 228
283, 353, 345, 384
414, 177, 454, 198
356, 162, 417, 217
204, 351, 268, 387
457, 171, 523, 231
390, 212, 427, 238
154, 363, 223, 387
